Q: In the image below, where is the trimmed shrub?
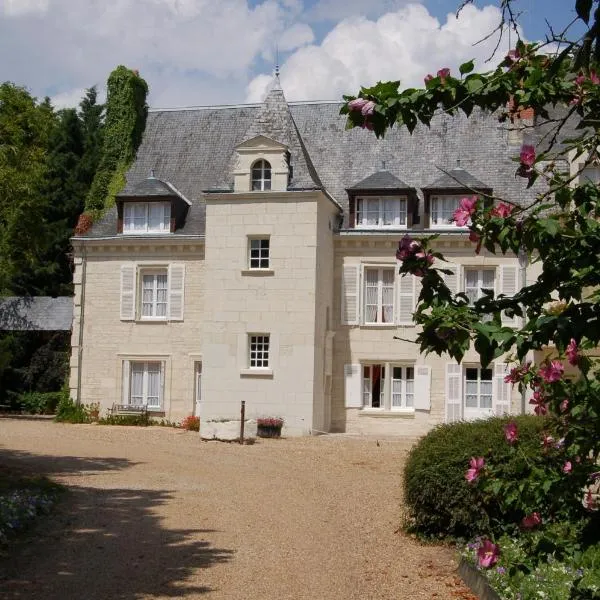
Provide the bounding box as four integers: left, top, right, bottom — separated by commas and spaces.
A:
181, 415, 199, 431
403, 415, 547, 540
18, 391, 63, 414
54, 393, 89, 423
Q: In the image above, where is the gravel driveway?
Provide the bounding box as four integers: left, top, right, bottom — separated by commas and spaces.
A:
0, 419, 474, 599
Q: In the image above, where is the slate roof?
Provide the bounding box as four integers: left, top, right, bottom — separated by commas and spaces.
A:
348, 170, 411, 191
423, 166, 490, 190
117, 176, 189, 202
81, 80, 544, 237
0, 297, 73, 331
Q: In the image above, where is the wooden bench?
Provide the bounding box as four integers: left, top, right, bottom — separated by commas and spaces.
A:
110, 403, 148, 417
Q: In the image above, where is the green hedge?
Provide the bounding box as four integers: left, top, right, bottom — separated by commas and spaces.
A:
18, 391, 64, 414
54, 393, 89, 423
403, 415, 547, 540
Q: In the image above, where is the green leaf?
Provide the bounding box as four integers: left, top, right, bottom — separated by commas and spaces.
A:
576, 0, 593, 24
459, 60, 475, 75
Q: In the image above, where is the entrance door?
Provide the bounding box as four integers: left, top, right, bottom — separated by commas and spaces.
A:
194, 361, 202, 416
463, 366, 493, 420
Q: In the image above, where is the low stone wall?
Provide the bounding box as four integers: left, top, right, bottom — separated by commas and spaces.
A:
201, 419, 257, 442
458, 559, 501, 600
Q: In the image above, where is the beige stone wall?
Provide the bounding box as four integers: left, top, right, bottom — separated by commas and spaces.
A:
69, 242, 205, 422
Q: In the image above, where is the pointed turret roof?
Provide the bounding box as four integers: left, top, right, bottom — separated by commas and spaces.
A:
348, 170, 411, 191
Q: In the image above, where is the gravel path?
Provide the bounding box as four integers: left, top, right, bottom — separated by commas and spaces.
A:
0, 419, 474, 600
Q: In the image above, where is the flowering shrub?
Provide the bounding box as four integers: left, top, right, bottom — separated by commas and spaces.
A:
181, 415, 200, 432
256, 417, 284, 428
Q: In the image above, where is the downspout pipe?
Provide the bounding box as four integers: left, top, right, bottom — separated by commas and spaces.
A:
76, 245, 87, 406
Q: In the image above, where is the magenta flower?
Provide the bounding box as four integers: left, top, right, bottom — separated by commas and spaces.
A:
566, 338, 579, 366
575, 73, 587, 86
424, 74, 434, 85
560, 399, 569, 413
506, 48, 520, 64
437, 68, 450, 82
520, 144, 536, 168
465, 457, 485, 483
490, 202, 514, 218
530, 391, 548, 416
563, 461, 572, 474
396, 235, 421, 261
348, 98, 369, 112
591, 70, 600, 85
503, 421, 519, 444
453, 196, 477, 226
361, 100, 376, 116
504, 362, 531, 384
477, 539, 500, 568
521, 512, 542, 529
538, 360, 564, 383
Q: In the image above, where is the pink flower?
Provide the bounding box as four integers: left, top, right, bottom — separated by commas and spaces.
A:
521, 512, 542, 529
437, 68, 450, 82
506, 49, 520, 65
416, 251, 434, 266
575, 73, 587, 86
477, 540, 500, 568
566, 338, 579, 366
361, 100, 376, 116
465, 457, 485, 483
504, 421, 519, 444
591, 70, 600, 85
424, 74, 434, 85
491, 202, 514, 218
396, 235, 421, 261
563, 461, 572, 474
520, 144, 536, 168
560, 399, 569, 413
530, 391, 548, 416
504, 362, 531, 384
347, 98, 369, 112
453, 196, 477, 226
538, 360, 564, 383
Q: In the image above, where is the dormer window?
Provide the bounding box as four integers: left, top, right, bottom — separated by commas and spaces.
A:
251, 159, 272, 191
123, 202, 171, 234
356, 197, 407, 228
430, 195, 466, 228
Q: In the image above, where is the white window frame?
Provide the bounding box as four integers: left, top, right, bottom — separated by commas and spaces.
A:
430, 195, 468, 229
355, 196, 407, 229
139, 268, 169, 320
248, 237, 270, 270
391, 365, 415, 410
123, 201, 171, 234
248, 334, 270, 369
251, 159, 272, 191
464, 366, 493, 411
362, 266, 395, 325
463, 268, 496, 305
129, 361, 163, 409
362, 363, 415, 411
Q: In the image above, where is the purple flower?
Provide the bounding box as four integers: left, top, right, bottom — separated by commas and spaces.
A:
361, 101, 376, 116
520, 144, 536, 168
477, 539, 500, 568
566, 338, 579, 366
347, 98, 369, 112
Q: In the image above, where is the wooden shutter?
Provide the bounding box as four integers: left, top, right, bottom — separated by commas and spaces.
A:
168, 264, 185, 321
397, 274, 416, 325
341, 265, 360, 325
494, 362, 511, 415
120, 264, 136, 321
121, 360, 131, 404
442, 263, 460, 295
445, 362, 462, 422
413, 365, 431, 410
500, 265, 519, 326
344, 364, 362, 408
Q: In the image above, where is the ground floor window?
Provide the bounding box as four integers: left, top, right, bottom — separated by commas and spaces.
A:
464, 366, 493, 410
363, 363, 414, 410
129, 361, 163, 408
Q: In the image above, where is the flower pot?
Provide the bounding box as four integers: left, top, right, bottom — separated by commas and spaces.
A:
257, 424, 282, 438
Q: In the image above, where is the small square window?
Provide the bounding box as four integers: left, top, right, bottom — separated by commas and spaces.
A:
249, 335, 269, 368
249, 238, 270, 269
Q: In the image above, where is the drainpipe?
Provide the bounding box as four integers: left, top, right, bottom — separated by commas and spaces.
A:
76, 245, 87, 406
518, 247, 529, 414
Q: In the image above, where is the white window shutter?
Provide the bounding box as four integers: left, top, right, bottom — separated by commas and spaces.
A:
168, 264, 185, 321
494, 362, 511, 415
397, 274, 416, 325
501, 265, 519, 326
445, 362, 462, 422
344, 364, 362, 407
413, 365, 431, 410
442, 263, 460, 295
160, 361, 166, 408
341, 265, 360, 325
120, 264, 136, 321
121, 360, 130, 404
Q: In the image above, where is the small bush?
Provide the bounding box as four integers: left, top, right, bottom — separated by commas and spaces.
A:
98, 413, 149, 427
18, 391, 63, 414
181, 416, 199, 431
403, 415, 547, 540
54, 393, 89, 424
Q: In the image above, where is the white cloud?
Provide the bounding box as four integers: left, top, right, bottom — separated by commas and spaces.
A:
279, 23, 315, 51
308, 0, 412, 21
2, 0, 49, 17
246, 3, 517, 102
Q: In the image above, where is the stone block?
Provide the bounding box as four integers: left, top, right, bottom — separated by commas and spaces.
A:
201, 419, 257, 441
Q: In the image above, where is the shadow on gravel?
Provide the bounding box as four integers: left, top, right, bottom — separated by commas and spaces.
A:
0, 451, 233, 599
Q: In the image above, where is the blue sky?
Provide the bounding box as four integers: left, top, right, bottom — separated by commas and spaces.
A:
0, 0, 582, 109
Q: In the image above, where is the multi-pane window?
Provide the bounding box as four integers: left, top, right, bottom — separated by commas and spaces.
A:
363, 267, 395, 324
251, 159, 272, 191
464, 269, 495, 304
123, 202, 170, 233
141, 271, 168, 318
430, 195, 464, 228
363, 364, 414, 409
130, 362, 162, 408
249, 335, 270, 368
356, 197, 407, 228
249, 238, 270, 269
465, 367, 493, 410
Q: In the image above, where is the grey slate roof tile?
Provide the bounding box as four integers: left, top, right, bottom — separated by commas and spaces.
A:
118, 176, 182, 199
423, 166, 490, 190
348, 170, 411, 190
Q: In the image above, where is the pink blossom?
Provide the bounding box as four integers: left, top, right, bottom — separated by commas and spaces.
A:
504, 421, 519, 444
465, 457, 485, 483
521, 512, 542, 529
591, 70, 600, 85
566, 338, 579, 366
520, 144, 536, 168
437, 68, 451, 82
424, 74, 434, 85
361, 101, 376, 116
477, 539, 500, 568
538, 360, 564, 383
504, 362, 531, 384
453, 196, 477, 226
560, 399, 569, 413
575, 73, 587, 86
348, 98, 369, 112
491, 202, 514, 218
563, 461, 572, 474
396, 235, 421, 261
530, 391, 548, 416
506, 49, 520, 64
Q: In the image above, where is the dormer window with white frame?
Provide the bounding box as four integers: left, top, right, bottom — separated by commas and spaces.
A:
355, 197, 407, 228
251, 159, 272, 191
123, 202, 171, 234
430, 195, 467, 229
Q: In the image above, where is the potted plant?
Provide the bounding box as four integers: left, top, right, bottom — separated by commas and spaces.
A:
87, 402, 100, 421
256, 417, 284, 438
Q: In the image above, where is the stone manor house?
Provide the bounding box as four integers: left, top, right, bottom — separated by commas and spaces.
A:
69, 75, 587, 437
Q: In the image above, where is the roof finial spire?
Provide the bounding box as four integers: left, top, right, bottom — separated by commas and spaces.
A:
275, 42, 280, 77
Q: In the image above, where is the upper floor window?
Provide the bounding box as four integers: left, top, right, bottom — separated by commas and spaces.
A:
356, 197, 407, 228
464, 268, 495, 305
249, 237, 270, 269
141, 270, 168, 319
252, 159, 271, 191
430, 195, 466, 228
124, 202, 170, 234
363, 267, 395, 324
